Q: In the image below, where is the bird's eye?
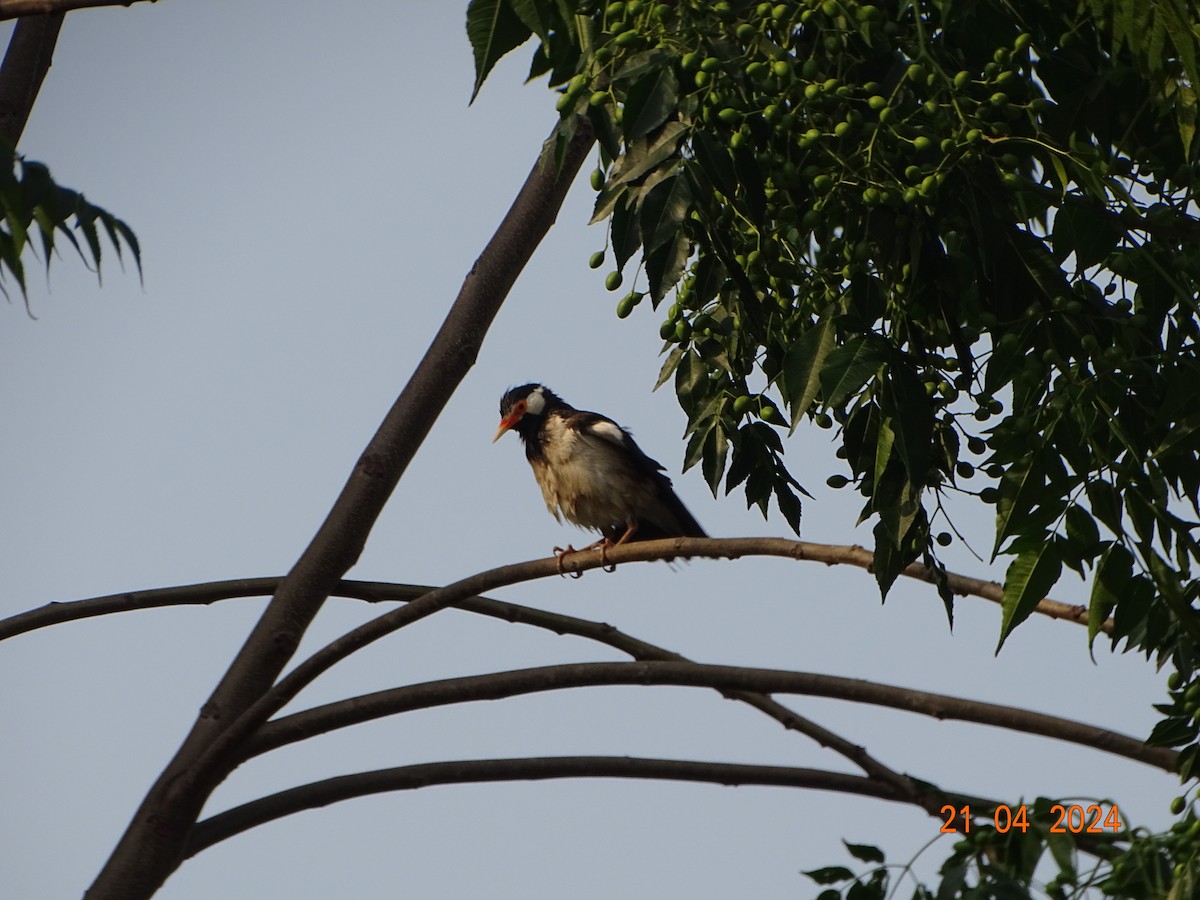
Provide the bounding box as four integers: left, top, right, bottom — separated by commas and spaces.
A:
515, 400, 527, 414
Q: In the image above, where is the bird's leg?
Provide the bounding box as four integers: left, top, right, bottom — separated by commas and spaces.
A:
597, 519, 639, 572
552, 545, 585, 578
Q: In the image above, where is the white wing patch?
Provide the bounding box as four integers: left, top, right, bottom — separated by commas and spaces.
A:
582, 418, 628, 448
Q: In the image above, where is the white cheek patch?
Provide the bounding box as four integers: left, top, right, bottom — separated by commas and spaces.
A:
525, 386, 546, 415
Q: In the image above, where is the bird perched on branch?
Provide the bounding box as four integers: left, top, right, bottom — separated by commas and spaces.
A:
493, 383, 706, 567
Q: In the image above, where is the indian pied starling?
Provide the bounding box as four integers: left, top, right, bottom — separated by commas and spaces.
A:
493, 384, 707, 558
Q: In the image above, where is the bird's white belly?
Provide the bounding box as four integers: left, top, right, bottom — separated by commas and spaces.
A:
530, 427, 650, 531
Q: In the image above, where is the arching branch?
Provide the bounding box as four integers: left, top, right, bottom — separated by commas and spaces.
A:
182, 756, 1000, 858
0, 537, 1108, 643
245, 661, 1178, 773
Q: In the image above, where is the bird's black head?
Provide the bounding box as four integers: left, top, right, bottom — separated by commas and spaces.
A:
493, 383, 564, 443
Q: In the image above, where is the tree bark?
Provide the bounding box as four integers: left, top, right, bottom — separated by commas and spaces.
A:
0, 12, 63, 146
84, 121, 595, 900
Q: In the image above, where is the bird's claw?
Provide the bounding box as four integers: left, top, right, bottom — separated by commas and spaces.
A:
554, 540, 618, 576
553, 545, 584, 578
599, 540, 617, 573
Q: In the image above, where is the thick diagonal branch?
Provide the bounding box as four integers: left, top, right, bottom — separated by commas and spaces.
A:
0, 11, 63, 146
85, 121, 596, 900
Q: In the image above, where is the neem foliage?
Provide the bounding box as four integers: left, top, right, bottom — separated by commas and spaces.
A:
468, 0, 1200, 679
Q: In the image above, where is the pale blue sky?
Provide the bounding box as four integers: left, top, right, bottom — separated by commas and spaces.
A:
0, 3, 1176, 898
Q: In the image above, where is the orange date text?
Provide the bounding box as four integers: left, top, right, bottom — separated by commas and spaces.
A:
939, 803, 1122, 834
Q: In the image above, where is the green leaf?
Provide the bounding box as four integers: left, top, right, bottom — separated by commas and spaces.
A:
1051, 196, 1122, 269
622, 67, 679, 139
609, 196, 640, 269
509, 0, 549, 43
639, 174, 692, 254
701, 421, 729, 494
993, 454, 1038, 558
655, 346, 685, 390
782, 317, 836, 428
998, 539, 1063, 651
645, 230, 690, 302
1085, 479, 1123, 535
819, 336, 884, 409
1088, 542, 1131, 652
843, 841, 886, 865
690, 130, 737, 199
675, 349, 704, 401
803, 866, 855, 885
1064, 504, 1101, 552
467, 0, 533, 102
872, 520, 905, 600
775, 479, 803, 535
881, 365, 933, 486
874, 419, 896, 491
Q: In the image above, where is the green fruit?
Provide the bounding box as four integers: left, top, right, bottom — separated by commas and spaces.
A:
616, 291, 641, 318
604, 270, 623, 291
700, 56, 722, 72
681, 51, 700, 70
1171, 796, 1187, 815
912, 135, 934, 152
936, 531, 953, 546
589, 90, 609, 107
906, 63, 925, 82
718, 107, 741, 124
660, 319, 676, 340
827, 474, 850, 488
759, 404, 780, 423
868, 95, 887, 110
736, 23, 757, 41
589, 250, 605, 269
772, 60, 791, 78
732, 394, 754, 414
953, 70, 971, 89
1186, 682, 1200, 706
815, 412, 833, 429
590, 168, 605, 190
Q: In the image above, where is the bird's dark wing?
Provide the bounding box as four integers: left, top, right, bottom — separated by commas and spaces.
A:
567, 410, 708, 539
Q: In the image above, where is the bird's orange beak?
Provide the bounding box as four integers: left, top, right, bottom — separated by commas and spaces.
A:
492, 412, 520, 443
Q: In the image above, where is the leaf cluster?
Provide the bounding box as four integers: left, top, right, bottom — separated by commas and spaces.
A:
468, 0, 1200, 661
0, 148, 140, 306
807, 798, 1200, 900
